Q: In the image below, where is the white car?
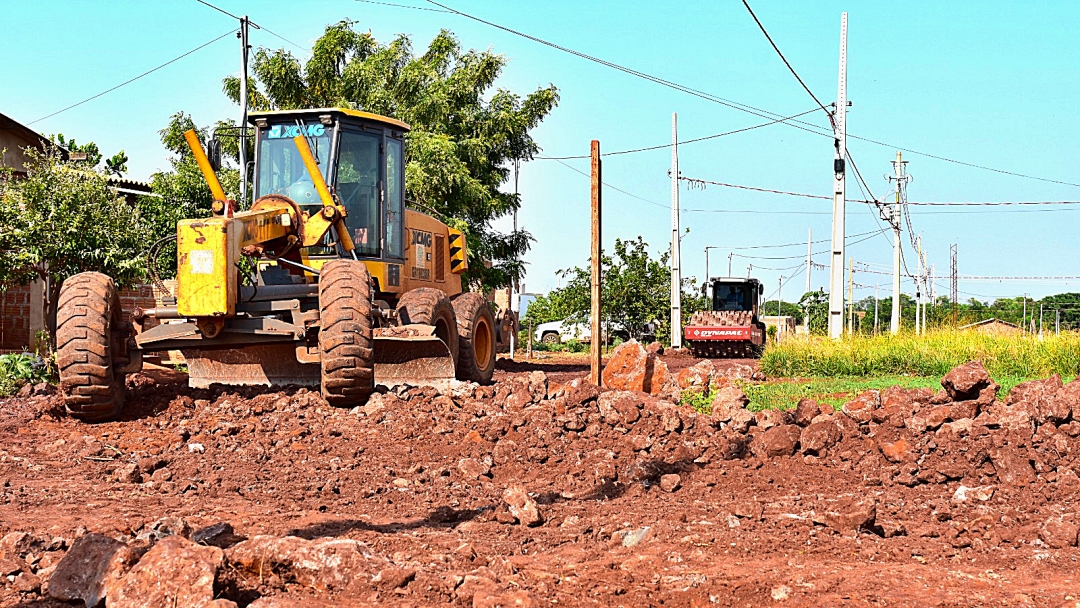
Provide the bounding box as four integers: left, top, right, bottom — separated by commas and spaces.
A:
533, 318, 656, 345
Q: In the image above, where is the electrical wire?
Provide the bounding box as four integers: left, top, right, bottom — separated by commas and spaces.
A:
194, 0, 307, 51
549, 159, 669, 210
538, 108, 820, 160
740, 0, 833, 126
356, 0, 453, 12
28, 29, 237, 125
426, 1, 1079, 188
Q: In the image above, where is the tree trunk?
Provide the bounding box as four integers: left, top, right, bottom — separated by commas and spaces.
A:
46, 277, 60, 350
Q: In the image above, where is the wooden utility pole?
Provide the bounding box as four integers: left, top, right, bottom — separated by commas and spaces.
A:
590, 140, 603, 386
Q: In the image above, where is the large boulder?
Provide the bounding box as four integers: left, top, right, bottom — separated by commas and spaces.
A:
711, 386, 749, 422
758, 424, 801, 458
941, 361, 992, 401
49, 534, 138, 608
676, 360, 713, 391
108, 536, 231, 608
1008, 374, 1067, 423
800, 421, 841, 456
841, 390, 881, 424
226, 536, 379, 593
602, 340, 648, 391
503, 486, 543, 526
793, 398, 821, 427
596, 391, 642, 425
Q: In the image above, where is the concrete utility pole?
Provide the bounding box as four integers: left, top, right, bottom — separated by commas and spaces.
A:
1022, 294, 1028, 334
509, 159, 520, 361
239, 15, 251, 207
589, 141, 602, 385
847, 258, 854, 335
874, 283, 880, 335
670, 113, 682, 349
1057, 309, 1061, 335
915, 235, 923, 335
950, 244, 958, 326
805, 227, 812, 333
704, 246, 718, 299
827, 12, 849, 339
888, 151, 910, 334
777, 275, 784, 340
1040, 303, 1044, 337
728, 252, 734, 277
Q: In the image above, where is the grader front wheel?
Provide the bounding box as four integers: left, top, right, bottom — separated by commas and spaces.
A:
451, 293, 496, 383
319, 260, 375, 405
57, 272, 126, 422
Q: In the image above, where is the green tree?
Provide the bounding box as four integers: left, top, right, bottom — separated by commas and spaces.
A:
221, 20, 559, 291
522, 237, 704, 343
0, 147, 147, 337
799, 290, 828, 335
49, 133, 128, 176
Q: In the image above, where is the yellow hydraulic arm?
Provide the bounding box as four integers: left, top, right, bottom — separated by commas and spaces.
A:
292, 134, 356, 256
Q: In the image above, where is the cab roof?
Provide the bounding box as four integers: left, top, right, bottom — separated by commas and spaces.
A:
247, 107, 410, 132
708, 277, 761, 284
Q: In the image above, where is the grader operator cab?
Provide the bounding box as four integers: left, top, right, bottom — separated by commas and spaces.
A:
56, 108, 498, 422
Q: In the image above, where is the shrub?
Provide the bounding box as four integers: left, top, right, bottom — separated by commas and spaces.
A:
0, 353, 53, 396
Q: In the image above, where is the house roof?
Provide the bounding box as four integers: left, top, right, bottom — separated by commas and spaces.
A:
960, 318, 1020, 330
0, 112, 67, 158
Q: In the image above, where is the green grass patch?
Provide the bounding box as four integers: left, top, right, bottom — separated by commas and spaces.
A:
760, 330, 1080, 380
0, 352, 53, 396
742, 376, 938, 411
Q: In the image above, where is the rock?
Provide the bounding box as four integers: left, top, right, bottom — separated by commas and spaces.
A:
659, 474, 681, 493
566, 381, 599, 406
800, 421, 841, 456
948, 400, 980, 421
821, 497, 876, 535
32, 382, 56, 396
0, 556, 24, 576
912, 405, 951, 432
754, 409, 789, 430
877, 438, 913, 463
0, 531, 45, 560
191, 523, 240, 549
951, 485, 995, 503
728, 409, 756, 434
618, 527, 652, 548
770, 585, 792, 601
136, 517, 190, 542
1057, 378, 1080, 421
114, 463, 142, 484
793, 398, 820, 427
373, 565, 417, 590
108, 536, 226, 608
991, 447, 1035, 485
1039, 517, 1079, 549
13, 571, 41, 593
457, 458, 491, 479
247, 598, 340, 608
601, 340, 648, 391
473, 589, 536, 608
596, 391, 642, 425
48, 534, 138, 608
734, 500, 764, 521
503, 486, 543, 526
941, 361, 992, 401
841, 391, 880, 424
1036, 376, 1075, 424
929, 389, 951, 405
676, 360, 713, 391
17, 383, 33, 398
711, 386, 749, 422
226, 536, 377, 592
1007, 374, 1063, 420
882, 385, 934, 410
760, 424, 801, 458
645, 357, 671, 397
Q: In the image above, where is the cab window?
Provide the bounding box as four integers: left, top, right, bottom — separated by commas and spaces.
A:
385, 137, 405, 259
255, 123, 331, 205
336, 130, 381, 257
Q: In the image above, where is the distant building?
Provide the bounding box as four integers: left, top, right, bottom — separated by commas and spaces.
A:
761, 315, 797, 342
960, 318, 1022, 336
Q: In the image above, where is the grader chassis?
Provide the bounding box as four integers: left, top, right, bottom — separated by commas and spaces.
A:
56, 108, 501, 422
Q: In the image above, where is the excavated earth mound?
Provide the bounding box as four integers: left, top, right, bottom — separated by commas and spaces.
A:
3, 355, 1080, 606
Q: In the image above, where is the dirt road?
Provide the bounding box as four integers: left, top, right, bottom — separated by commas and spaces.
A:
1, 355, 1078, 606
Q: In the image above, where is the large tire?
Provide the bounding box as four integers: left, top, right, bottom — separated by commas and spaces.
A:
57, 272, 125, 422
319, 260, 375, 406
540, 332, 560, 345
451, 292, 496, 383
395, 288, 459, 365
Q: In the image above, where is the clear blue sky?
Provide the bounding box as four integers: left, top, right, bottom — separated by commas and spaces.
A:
3, 1, 1078, 304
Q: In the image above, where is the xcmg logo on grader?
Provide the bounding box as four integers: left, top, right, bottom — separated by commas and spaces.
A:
410, 229, 433, 281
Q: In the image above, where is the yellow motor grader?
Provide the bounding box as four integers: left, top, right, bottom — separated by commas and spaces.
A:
56, 108, 499, 422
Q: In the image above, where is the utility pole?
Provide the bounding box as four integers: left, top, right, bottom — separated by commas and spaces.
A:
950, 244, 958, 326
915, 234, 923, 335
1022, 294, 1028, 334
589, 141, 602, 385
874, 283, 880, 335
827, 12, 848, 339
1057, 309, 1061, 335
509, 159, 520, 361
805, 227, 812, 333
670, 113, 682, 350
238, 15, 251, 207
1040, 303, 1044, 337
704, 246, 718, 299
847, 258, 854, 335
777, 275, 784, 340
888, 151, 910, 334
728, 252, 734, 277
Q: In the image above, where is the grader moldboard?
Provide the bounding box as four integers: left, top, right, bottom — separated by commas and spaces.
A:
57, 108, 500, 422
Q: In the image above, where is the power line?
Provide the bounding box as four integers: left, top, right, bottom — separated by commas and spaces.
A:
428, 1, 1078, 188
740, 0, 833, 125
727, 229, 883, 250
538, 108, 819, 160
28, 29, 237, 125
680, 177, 830, 200
356, 0, 453, 12
192, 0, 304, 50
549, 159, 668, 210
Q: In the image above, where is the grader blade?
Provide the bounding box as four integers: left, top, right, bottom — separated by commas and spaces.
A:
374, 324, 457, 391
184, 343, 320, 389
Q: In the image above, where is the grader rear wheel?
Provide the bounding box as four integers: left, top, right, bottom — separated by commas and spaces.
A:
319, 260, 375, 405
57, 272, 126, 422
451, 292, 496, 383
395, 288, 459, 366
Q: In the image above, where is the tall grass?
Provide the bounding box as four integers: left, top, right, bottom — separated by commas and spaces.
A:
760, 330, 1080, 380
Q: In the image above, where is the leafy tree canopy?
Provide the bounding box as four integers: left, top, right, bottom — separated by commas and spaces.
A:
0, 147, 147, 334
523, 237, 706, 343
221, 21, 559, 290
48, 133, 128, 176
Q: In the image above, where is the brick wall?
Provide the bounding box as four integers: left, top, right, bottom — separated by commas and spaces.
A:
0, 280, 178, 352
1, 285, 32, 351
